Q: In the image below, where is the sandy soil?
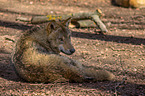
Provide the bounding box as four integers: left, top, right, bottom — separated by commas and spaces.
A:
0, 0, 145, 95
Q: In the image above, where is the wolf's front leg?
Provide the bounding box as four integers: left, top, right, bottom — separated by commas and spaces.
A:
45, 54, 115, 82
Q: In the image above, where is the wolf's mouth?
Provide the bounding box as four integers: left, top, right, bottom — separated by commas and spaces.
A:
60, 48, 75, 55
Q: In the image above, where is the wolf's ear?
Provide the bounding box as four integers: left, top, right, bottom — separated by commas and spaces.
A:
46, 21, 56, 35
62, 17, 71, 27
47, 21, 56, 30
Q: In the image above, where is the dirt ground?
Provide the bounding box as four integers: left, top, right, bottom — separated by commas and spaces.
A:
0, 0, 145, 95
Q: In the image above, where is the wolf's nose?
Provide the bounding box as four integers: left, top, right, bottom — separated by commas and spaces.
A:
70, 49, 75, 53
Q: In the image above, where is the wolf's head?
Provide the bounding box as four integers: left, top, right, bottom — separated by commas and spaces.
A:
46, 18, 75, 55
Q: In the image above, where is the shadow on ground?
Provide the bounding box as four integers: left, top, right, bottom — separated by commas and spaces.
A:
0, 19, 144, 45
72, 31, 145, 45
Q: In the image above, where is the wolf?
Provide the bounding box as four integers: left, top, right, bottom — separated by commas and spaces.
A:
12, 18, 115, 83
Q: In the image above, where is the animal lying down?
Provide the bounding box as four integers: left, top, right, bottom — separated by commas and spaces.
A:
12, 18, 115, 83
